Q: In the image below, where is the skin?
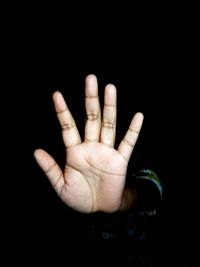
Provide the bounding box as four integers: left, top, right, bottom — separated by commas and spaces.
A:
34, 74, 144, 213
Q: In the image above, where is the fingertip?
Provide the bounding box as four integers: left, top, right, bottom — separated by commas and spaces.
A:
33, 148, 43, 160
52, 90, 62, 101
52, 90, 67, 112
105, 83, 116, 92
135, 112, 144, 121
85, 74, 98, 97
85, 74, 97, 83
33, 149, 55, 172
33, 148, 39, 157
104, 84, 117, 105
131, 112, 144, 131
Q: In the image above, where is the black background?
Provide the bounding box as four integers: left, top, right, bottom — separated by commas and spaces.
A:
5, 10, 196, 266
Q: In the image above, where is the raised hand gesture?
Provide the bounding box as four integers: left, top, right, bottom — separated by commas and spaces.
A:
34, 75, 143, 213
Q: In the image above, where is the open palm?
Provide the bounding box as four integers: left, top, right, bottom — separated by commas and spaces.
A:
34, 75, 143, 213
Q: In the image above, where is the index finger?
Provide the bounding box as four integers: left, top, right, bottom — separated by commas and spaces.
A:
53, 91, 81, 148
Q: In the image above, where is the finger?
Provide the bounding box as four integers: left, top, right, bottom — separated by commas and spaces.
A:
53, 91, 81, 148
100, 84, 117, 147
118, 112, 144, 161
84, 74, 101, 142
34, 149, 65, 195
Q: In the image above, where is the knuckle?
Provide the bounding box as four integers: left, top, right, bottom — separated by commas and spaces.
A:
87, 113, 99, 121
102, 121, 115, 129
123, 138, 134, 147
62, 122, 74, 130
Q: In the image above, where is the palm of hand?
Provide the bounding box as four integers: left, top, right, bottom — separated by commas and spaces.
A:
62, 143, 127, 213
34, 75, 143, 213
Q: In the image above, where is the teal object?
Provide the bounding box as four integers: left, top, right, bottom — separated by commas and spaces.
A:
134, 169, 163, 199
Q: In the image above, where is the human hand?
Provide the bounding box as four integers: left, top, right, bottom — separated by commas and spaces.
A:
34, 75, 144, 213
